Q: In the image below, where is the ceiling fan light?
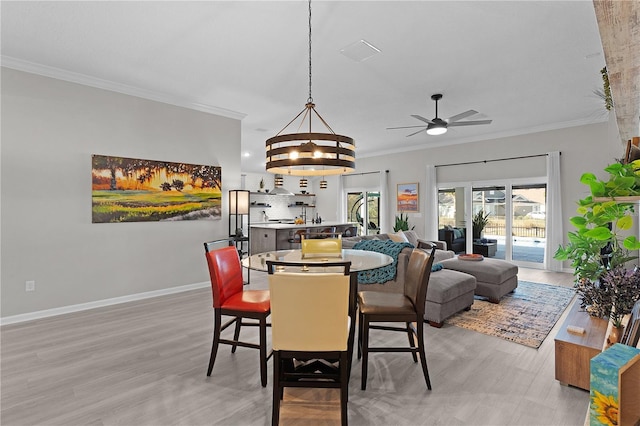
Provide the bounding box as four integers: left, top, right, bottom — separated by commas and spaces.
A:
426, 124, 447, 136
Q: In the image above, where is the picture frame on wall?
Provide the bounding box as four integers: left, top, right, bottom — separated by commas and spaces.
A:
91, 154, 222, 223
397, 182, 419, 212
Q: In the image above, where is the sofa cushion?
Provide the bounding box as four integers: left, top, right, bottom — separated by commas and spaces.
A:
440, 257, 518, 284
427, 270, 477, 304
341, 236, 362, 249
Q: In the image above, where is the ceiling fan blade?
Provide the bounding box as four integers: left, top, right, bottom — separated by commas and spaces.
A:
448, 120, 493, 127
447, 110, 478, 123
387, 125, 428, 130
406, 128, 428, 137
410, 114, 434, 125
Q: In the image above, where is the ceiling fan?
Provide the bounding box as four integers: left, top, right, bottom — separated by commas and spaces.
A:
387, 94, 492, 137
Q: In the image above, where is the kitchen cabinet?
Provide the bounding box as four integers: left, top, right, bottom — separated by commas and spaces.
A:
249, 222, 356, 253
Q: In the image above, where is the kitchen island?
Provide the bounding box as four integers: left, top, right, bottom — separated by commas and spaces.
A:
250, 222, 356, 254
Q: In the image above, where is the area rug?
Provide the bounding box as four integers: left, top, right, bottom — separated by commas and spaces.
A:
446, 281, 576, 349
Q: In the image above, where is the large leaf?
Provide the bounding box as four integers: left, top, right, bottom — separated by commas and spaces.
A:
623, 236, 640, 250
604, 163, 623, 174
580, 173, 598, 185
554, 246, 568, 261
588, 181, 606, 197
569, 216, 587, 228
584, 226, 613, 240
617, 215, 633, 230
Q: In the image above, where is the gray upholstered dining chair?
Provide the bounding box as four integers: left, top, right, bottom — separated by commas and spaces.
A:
357, 245, 437, 390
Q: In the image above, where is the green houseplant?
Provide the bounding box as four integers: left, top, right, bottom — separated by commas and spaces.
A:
472, 210, 490, 240
555, 160, 640, 329
393, 213, 414, 232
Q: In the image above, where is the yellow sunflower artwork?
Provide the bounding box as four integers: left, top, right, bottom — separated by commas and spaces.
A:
591, 390, 619, 426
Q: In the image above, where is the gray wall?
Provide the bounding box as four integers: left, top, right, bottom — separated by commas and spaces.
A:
1, 68, 241, 318
353, 120, 622, 247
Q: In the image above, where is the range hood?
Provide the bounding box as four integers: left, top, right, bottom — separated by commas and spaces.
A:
268, 186, 294, 196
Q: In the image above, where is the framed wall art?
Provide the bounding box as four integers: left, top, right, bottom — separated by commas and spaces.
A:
397, 182, 419, 212
91, 154, 222, 223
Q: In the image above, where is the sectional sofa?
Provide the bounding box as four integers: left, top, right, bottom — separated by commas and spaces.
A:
343, 230, 518, 327
342, 230, 477, 327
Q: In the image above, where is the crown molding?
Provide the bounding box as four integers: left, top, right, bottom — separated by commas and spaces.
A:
1, 56, 247, 121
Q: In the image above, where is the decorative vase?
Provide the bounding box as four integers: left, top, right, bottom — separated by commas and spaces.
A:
606, 324, 624, 348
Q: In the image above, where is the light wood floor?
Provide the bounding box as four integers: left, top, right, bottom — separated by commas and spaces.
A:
1, 268, 589, 425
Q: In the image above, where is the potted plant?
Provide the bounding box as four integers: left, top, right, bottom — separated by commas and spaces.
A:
581, 266, 640, 345
555, 160, 640, 336
393, 213, 414, 232
472, 210, 490, 240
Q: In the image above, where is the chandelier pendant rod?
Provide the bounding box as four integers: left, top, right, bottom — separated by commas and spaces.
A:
308, 0, 313, 104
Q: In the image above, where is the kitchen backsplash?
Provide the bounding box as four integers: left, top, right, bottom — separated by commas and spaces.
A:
249, 193, 312, 223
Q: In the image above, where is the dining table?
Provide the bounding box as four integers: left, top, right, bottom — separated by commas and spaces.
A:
242, 248, 393, 375
241, 248, 393, 274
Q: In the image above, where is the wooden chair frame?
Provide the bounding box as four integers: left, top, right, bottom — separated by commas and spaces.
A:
357, 246, 437, 391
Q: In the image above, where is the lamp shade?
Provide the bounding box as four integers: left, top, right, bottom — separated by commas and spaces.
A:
229, 190, 250, 215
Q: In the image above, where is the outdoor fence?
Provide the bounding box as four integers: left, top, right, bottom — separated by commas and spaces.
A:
438, 218, 546, 239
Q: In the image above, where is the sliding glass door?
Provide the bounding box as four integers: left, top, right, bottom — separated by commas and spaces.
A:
347, 191, 380, 236
511, 184, 546, 264
438, 180, 546, 267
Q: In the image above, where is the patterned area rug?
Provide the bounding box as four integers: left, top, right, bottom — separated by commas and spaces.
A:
446, 280, 576, 349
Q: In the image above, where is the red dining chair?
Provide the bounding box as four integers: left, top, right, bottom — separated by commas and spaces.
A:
204, 243, 271, 387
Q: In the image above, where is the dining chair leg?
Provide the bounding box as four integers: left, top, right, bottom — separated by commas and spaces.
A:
406, 322, 418, 362
272, 351, 281, 426
360, 315, 370, 391
231, 317, 242, 353
416, 321, 432, 390
340, 351, 349, 426
357, 311, 363, 360
207, 310, 222, 376
259, 316, 268, 387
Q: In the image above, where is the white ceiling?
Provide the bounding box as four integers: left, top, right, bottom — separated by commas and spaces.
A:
1, 1, 608, 174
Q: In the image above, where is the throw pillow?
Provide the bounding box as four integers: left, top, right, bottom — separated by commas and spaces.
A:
388, 231, 409, 243
403, 230, 419, 246
453, 228, 463, 239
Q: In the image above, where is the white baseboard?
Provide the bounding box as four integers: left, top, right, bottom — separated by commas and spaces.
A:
0, 281, 210, 326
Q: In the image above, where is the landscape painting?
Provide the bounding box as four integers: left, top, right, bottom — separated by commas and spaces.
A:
397, 183, 419, 212
92, 155, 221, 223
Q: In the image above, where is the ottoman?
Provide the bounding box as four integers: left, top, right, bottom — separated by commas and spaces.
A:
440, 257, 518, 303
424, 269, 477, 328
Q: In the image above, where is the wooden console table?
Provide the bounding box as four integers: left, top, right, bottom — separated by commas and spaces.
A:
554, 301, 608, 390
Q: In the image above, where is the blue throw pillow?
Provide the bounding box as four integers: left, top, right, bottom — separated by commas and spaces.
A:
431, 263, 443, 272
453, 229, 463, 239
